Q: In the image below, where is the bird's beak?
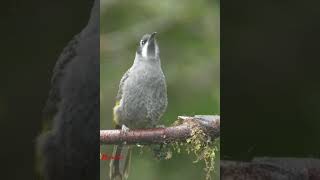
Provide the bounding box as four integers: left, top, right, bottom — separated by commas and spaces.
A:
147, 32, 157, 57
149, 32, 157, 41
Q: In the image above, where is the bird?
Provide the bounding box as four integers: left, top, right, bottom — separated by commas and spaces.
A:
36, 0, 99, 179
109, 32, 168, 180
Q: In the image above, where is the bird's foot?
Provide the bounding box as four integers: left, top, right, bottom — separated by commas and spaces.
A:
121, 124, 130, 132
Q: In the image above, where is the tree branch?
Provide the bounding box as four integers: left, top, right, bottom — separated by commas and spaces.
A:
100, 115, 220, 145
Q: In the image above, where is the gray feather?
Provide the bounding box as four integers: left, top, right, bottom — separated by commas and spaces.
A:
116, 69, 130, 102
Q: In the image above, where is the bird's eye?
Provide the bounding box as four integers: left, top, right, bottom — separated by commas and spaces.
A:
140, 40, 147, 45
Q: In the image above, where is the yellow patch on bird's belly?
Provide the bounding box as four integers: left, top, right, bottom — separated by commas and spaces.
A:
113, 101, 121, 125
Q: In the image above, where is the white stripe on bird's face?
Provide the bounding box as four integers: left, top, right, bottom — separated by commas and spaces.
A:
141, 41, 149, 58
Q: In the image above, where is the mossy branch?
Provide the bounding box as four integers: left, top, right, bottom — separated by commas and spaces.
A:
100, 115, 220, 145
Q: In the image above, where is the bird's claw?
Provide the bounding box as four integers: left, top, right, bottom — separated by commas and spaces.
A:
121, 124, 130, 132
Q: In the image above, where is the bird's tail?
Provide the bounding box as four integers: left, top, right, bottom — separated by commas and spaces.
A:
109, 144, 132, 180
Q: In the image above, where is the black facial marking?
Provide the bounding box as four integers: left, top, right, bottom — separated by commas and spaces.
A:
147, 39, 155, 55
140, 39, 147, 45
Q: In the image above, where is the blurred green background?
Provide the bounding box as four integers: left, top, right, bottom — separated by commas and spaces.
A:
100, 0, 220, 180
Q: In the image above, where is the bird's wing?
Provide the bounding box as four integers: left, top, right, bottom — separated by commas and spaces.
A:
113, 69, 130, 127
115, 69, 130, 103
42, 35, 79, 131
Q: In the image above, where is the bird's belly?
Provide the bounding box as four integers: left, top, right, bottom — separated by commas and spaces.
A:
118, 82, 163, 128
121, 91, 151, 128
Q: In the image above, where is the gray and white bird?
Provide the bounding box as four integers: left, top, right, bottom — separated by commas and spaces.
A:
109, 32, 168, 180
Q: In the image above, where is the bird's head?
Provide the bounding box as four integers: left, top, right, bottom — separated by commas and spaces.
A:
136, 32, 160, 60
